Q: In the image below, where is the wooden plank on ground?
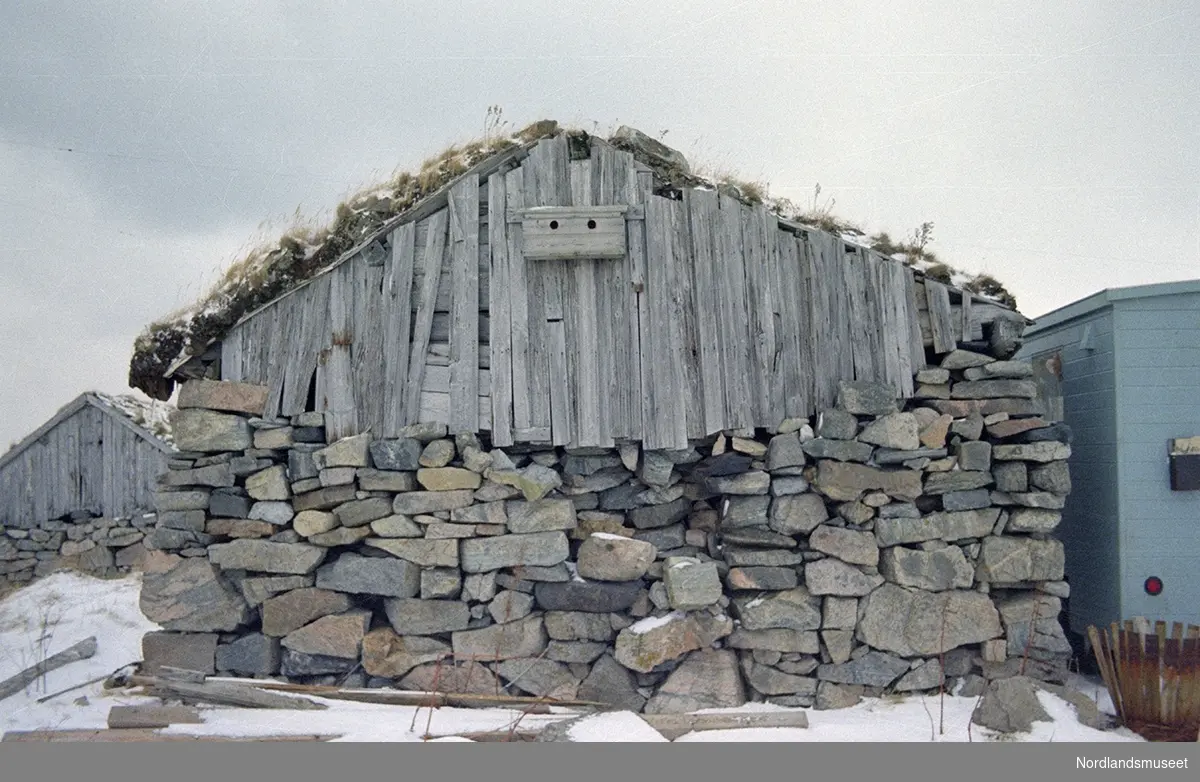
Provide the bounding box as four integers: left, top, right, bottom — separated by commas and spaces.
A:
129, 676, 326, 710
641, 710, 810, 740
108, 705, 202, 730
0, 637, 97, 703
487, 172, 514, 447
1, 729, 339, 743
448, 174, 481, 433
925, 279, 957, 354
404, 210, 449, 425
383, 222, 416, 436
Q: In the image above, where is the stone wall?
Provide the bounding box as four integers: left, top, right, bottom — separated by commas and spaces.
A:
139, 356, 1074, 712
1, 511, 154, 587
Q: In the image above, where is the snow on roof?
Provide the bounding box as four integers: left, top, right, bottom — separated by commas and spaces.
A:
91, 392, 175, 447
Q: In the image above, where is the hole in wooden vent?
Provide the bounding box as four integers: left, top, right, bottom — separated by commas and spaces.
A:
587, 219, 597, 229
549, 220, 559, 230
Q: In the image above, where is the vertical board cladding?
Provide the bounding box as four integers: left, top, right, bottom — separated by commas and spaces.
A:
487, 173, 514, 447
448, 175, 481, 433
406, 210, 449, 426
199, 136, 1011, 449
383, 222, 417, 436
0, 397, 170, 528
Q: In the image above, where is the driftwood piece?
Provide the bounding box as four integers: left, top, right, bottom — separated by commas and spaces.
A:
245, 680, 602, 710
108, 705, 203, 730
37, 664, 134, 703
640, 710, 810, 740
128, 675, 327, 711
158, 666, 208, 683
0, 636, 97, 703
2, 729, 338, 743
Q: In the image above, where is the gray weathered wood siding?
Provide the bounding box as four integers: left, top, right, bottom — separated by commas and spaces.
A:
217, 135, 996, 449
0, 397, 171, 529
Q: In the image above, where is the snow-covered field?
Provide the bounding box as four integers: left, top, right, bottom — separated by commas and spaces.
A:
0, 572, 1146, 743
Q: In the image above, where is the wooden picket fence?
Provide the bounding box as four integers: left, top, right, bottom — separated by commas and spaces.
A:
1088, 619, 1200, 741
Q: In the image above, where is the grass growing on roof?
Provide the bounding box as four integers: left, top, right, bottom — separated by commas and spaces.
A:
129, 118, 1019, 400
128, 120, 559, 400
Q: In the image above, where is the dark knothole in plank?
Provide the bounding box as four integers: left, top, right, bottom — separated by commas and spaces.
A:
549, 220, 559, 230
587, 219, 597, 229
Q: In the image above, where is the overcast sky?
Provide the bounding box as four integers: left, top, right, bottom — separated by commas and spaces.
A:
2, 1, 1197, 448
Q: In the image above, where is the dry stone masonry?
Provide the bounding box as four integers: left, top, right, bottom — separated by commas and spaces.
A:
1, 511, 154, 587
139, 350, 1074, 712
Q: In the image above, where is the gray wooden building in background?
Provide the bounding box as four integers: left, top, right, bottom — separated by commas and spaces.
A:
0, 393, 174, 528
164, 130, 1020, 450
1019, 280, 1200, 633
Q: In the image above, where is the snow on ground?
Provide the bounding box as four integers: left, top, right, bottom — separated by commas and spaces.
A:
0, 572, 161, 736
0, 573, 1148, 743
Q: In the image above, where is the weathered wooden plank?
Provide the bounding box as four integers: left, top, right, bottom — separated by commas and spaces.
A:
774, 230, 807, 419
960, 289, 974, 342
641, 710, 809, 740
353, 258, 386, 435
418, 391, 492, 431
280, 282, 323, 416
404, 210, 449, 426
716, 194, 752, 428
2, 729, 337, 743
382, 222, 416, 436
904, 268, 927, 370
221, 332, 243, 383
421, 364, 492, 395
925, 279, 957, 354
595, 144, 634, 440
505, 168, 533, 433
673, 192, 705, 440
830, 237, 856, 390
0, 637, 96, 703
547, 319, 572, 446
875, 255, 897, 389
842, 245, 871, 383
426, 342, 490, 369
487, 173, 514, 447
891, 261, 916, 396
260, 302, 289, 421
323, 265, 358, 441
685, 188, 725, 434
519, 205, 627, 260
624, 167, 652, 443
806, 231, 837, 409
742, 206, 777, 423
448, 174, 481, 433
568, 158, 607, 447
108, 705, 202, 730
643, 196, 689, 450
